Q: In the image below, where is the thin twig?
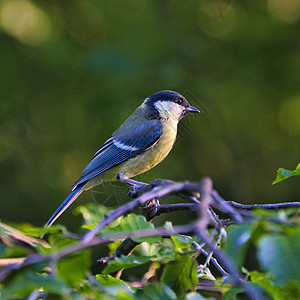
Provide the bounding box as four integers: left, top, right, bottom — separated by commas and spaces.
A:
196, 177, 213, 233
228, 201, 300, 210
201, 231, 224, 270
211, 190, 243, 223
195, 230, 263, 300
192, 241, 229, 277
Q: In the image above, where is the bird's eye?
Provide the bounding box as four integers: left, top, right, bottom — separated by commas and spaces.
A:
176, 98, 183, 105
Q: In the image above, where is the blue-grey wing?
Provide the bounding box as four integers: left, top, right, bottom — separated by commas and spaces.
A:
71, 120, 162, 188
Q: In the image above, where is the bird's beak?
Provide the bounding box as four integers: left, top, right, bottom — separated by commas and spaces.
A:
185, 106, 200, 113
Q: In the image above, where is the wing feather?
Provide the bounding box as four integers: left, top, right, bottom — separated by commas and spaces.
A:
71, 120, 162, 188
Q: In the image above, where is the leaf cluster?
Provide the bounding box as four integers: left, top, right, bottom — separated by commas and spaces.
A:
1, 202, 300, 299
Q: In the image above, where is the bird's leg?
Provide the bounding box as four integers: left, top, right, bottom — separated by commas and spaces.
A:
117, 173, 146, 187
121, 178, 145, 187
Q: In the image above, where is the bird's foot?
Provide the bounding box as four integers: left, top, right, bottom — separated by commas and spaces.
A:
127, 185, 140, 198
142, 198, 160, 220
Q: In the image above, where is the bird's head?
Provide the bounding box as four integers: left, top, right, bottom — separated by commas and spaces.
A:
145, 90, 200, 121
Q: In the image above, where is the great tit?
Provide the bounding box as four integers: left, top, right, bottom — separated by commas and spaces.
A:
44, 90, 200, 229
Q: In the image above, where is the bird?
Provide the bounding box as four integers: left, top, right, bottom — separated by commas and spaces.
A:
44, 90, 200, 230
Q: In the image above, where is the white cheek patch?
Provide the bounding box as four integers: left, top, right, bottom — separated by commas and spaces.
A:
154, 101, 183, 119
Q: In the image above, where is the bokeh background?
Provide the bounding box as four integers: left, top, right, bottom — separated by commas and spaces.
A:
0, 0, 299, 230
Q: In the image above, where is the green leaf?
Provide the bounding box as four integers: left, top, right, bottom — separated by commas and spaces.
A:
185, 292, 210, 299
76, 203, 110, 225
102, 214, 162, 243
249, 271, 286, 300
223, 286, 244, 300
14, 223, 45, 238
197, 266, 216, 281
95, 274, 132, 296
161, 253, 198, 296
250, 219, 270, 244
0, 244, 29, 259
257, 232, 300, 285
1, 271, 67, 298
136, 240, 161, 257
108, 240, 123, 256
222, 224, 253, 268
57, 250, 91, 287
40, 224, 68, 240
273, 163, 300, 184
134, 284, 176, 300
50, 236, 77, 250
171, 234, 193, 251
96, 274, 129, 287
156, 238, 177, 261
103, 254, 153, 274
223, 282, 267, 300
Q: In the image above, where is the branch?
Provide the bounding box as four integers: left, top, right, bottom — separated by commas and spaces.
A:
0, 224, 194, 281
82, 181, 201, 244
2, 175, 299, 298
228, 201, 300, 210
211, 190, 244, 223
193, 179, 263, 300
157, 203, 198, 214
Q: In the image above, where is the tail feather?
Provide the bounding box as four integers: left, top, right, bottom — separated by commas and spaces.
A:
42, 185, 84, 233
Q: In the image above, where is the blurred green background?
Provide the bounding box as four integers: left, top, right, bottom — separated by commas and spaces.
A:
0, 0, 299, 230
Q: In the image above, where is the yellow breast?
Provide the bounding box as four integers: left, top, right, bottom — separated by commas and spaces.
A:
116, 119, 177, 178
97, 119, 178, 183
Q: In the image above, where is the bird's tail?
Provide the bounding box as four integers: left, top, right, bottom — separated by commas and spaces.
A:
41, 185, 84, 238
